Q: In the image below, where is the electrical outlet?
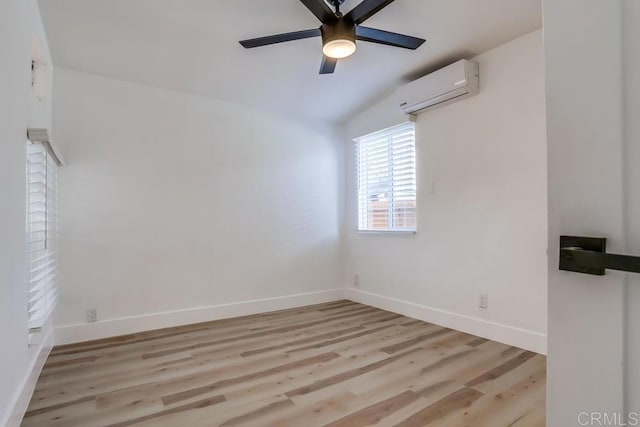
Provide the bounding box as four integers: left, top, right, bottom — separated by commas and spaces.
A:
479, 294, 488, 310
87, 308, 98, 323
354, 274, 360, 287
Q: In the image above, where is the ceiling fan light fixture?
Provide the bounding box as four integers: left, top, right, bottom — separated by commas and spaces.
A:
323, 39, 356, 59
321, 18, 357, 59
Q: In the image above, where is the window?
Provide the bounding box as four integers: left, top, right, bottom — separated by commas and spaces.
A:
355, 121, 417, 232
27, 142, 58, 332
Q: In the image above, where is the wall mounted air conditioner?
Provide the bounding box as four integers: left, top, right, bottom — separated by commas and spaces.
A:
396, 59, 479, 115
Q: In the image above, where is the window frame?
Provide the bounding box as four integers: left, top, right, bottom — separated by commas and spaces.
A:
354, 121, 417, 233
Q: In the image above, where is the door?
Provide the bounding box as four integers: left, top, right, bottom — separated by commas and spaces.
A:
545, 0, 640, 425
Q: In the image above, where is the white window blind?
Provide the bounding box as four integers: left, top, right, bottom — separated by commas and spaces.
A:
355, 121, 417, 232
27, 142, 58, 332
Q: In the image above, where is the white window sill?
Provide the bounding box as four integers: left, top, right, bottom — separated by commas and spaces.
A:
357, 230, 417, 235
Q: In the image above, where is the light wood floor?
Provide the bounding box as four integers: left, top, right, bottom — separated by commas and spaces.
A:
23, 301, 546, 426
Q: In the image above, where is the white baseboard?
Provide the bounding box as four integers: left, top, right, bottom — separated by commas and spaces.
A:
55, 289, 345, 345
344, 288, 547, 355
2, 328, 53, 427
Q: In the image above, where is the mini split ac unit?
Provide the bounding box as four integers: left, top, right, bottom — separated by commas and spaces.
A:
396, 59, 479, 115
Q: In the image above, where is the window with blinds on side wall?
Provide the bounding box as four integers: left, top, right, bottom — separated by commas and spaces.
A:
27, 142, 58, 333
355, 121, 417, 232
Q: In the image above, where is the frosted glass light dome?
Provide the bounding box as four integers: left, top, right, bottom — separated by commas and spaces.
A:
322, 39, 356, 59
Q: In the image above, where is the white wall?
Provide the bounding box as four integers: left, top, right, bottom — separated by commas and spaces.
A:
51, 68, 345, 344
343, 30, 547, 353
0, 1, 55, 425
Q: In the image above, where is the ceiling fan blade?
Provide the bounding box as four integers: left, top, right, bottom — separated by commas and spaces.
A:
319, 56, 337, 74
345, 0, 396, 25
299, 0, 336, 23
356, 26, 425, 49
239, 28, 321, 48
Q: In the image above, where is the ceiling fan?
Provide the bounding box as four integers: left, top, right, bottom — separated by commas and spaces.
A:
239, 0, 426, 74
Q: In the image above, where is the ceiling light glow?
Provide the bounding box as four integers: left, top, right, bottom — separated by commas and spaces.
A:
323, 39, 357, 59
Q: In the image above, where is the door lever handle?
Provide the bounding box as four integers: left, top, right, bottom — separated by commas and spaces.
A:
559, 236, 640, 275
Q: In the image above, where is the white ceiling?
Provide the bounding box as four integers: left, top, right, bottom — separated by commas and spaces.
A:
38, 0, 541, 124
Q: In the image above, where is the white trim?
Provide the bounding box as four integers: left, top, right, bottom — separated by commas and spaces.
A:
344, 288, 547, 355
356, 230, 417, 235
26, 128, 64, 166
2, 329, 53, 427
54, 287, 547, 352
54, 289, 345, 345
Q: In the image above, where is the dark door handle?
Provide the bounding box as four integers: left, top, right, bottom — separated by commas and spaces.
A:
559, 235, 640, 275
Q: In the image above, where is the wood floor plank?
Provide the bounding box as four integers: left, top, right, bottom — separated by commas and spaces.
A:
266, 391, 361, 427
393, 387, 484, 426
239, 325, 364, 357
380, 327, 452, 354
30, 350, 291, 411
465, 351, 538, 387
324, 390, 420, 426
220, 346, 393, 409
23, 396, 95, 418
107, 395, 226, 427
162, 351, 341, 405
72, 345, 346, 417
317, 301, 362, 312
285, 347, 423, 397
44, 307, 341, 369
22, 301, 546, 427
442, 365, 546, 427
471, 354, 546, 396
141, 309, 377, 359
328, 322, 447, 360
218, 398, 295, 426
285, 323, 397, 354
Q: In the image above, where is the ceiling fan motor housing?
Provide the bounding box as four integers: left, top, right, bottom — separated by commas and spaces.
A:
321, 18, 356, 46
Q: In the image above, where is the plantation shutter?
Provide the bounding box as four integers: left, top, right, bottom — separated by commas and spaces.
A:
27, 142, 58, 332
355, 121, 417, 232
